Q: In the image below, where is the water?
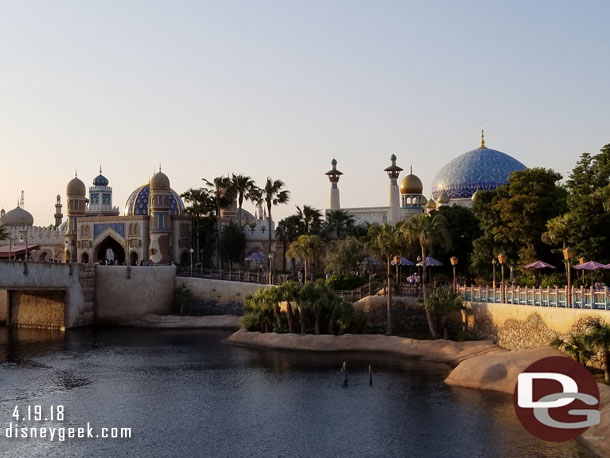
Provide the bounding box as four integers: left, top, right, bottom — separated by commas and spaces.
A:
0, 327, 594, 458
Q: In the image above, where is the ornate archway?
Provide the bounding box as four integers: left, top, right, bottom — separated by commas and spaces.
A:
129, 251, 139, 266
81, 252, 90, 264
94, 236, 126, 264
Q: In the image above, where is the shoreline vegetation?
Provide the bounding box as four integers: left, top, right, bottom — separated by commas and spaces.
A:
227, 328, 610, 458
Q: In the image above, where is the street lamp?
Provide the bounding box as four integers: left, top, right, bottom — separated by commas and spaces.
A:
564, 247, 575, 307
492, 258, 497, 289
450, 256, 458, 291
579, 257, 586, 285
268, 252, 275, 284
498, 254, 507, 303
393, 255, 400, 285
190, 248, 194, 277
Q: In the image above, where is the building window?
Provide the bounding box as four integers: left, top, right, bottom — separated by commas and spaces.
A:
158, 214, 164, 230
103, 194, 111, 205
91, 194, 99, 205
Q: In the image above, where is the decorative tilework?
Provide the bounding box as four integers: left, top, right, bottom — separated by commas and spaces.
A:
124, 184, 185, 216
94, 223, 125, 239
431, 147, 526, 200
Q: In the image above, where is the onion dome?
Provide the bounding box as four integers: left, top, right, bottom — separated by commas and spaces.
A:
426, 198, 436, 210
93, 167, 109, 186
151, 170, 170, 191
124, 184, 185, 216
400, 167, 423, 195
471, 190, 480, 202
431, 129, 526, 200
3, 206, 34, 227
67, 174, 86, 196
384, 153, 403, 179
438, 191, 450, 204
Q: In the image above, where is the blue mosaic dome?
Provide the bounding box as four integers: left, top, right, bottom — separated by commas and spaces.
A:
124, 184, 186, 216
93, 173, 109, 186
431, 146, 526, 200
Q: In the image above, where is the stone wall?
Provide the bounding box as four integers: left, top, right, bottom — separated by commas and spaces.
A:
466, 301, 610, 353
95, 266, 175, 323
0, 290, 7, 325
177, 277, 269, 311
9, 290, 66, 330
353, 296, 430, 336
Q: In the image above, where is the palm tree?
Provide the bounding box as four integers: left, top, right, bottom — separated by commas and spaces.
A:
324, 209, 355, 240
231, 174, 256, 225
585, 320, 610, 383
262, 177, 290, 271
542, 214, 572, 278
402, 213, 451, 338
551, 334, 594, 366
203, 176, 236, 267
286, 234, 325, 282
365, 223, 405, 335
424, 287, 464, 339
278, 281, 300, 333
276, 215, 302, 272
181, 188, 216, 264
296, 205, 323, 234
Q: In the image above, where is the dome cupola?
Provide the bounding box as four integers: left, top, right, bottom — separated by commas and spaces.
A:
93, 166, 109, 187
3, 205, 34, 227
67, 172, 86, 196
400, 167, 423, 195
150, 169, 170, 191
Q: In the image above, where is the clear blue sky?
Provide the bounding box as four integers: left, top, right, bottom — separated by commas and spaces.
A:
1, 0, 609, 225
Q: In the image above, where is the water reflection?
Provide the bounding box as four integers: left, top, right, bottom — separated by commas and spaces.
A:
0, 327, 596, 458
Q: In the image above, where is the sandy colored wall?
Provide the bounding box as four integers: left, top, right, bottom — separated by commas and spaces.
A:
0, 290, 8, 325
95, 265, 175, 323
466, 301, 610, 350
177, 277, 269, 305
10, 290, 66, 330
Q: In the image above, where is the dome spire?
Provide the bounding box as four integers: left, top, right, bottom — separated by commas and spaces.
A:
480, 126, 486, 148
99, 164, 102, 174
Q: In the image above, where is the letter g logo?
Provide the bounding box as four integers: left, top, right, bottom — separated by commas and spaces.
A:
513, 356, 601, 442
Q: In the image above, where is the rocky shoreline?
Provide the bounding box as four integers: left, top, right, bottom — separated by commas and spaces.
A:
124, 314, 241, 329
226, 329, 610, 458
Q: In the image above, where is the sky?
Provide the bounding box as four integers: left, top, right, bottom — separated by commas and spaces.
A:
1, 0, 609, 226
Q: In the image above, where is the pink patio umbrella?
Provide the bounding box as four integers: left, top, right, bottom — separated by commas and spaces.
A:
573, 261, 610, 287
523, 260, 556, 287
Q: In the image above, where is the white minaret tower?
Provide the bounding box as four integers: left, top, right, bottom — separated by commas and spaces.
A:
384, 154, 402, 224
325, 158, 343, 210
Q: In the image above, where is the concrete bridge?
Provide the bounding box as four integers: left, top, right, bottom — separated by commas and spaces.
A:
0, 262, 177, 330
0, 261, 95, 330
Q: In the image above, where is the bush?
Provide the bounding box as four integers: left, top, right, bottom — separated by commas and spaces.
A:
541, 271, 567, 288
326, 274, 366, 291
173, 283, 193, 314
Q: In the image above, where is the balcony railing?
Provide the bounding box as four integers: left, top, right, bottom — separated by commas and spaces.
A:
458, 285, 610, 310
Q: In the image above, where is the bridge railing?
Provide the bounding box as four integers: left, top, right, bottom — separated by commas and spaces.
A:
458, 285, 610, 310
176, 267, 290, 285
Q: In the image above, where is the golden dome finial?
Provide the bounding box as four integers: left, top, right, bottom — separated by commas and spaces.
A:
480, 126, 486, 148
99, 164, 102, 174
410, 165, 413, 174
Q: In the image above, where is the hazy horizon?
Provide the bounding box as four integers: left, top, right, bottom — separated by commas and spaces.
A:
2, 1, 609, 226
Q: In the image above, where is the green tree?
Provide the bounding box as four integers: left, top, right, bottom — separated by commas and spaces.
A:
323, 209, 356, 240
242, 287, 275, 332
324, 237, 366, 275
278, 281, 300, 333
276, 215, 302, 272
437, 205, 481, 278
586, 320, 610, 383
262, 177, 290, 271
296, 205, 323, 234
231, 174, 257, 225
286, 234, 325, 282
219, 222, 246, 269
402, 214, 451, 338
566, 144, 610, 261
181, 188, 218, 267
551, 334, 593, 366
365, 223, 406, 335
424, 287, 464, 339
203, 176, 236, 266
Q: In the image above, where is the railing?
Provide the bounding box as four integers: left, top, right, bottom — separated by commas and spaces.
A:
458, 285, 610, 310
336, 282, 420, 303
176, 267, 289, 285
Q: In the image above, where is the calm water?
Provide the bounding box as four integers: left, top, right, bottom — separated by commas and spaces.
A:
0, 327, 594, 458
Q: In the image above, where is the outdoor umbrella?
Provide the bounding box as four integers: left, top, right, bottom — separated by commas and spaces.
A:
391, 257, 414, 266
245, 251, 266, 262
523, 260, 556, 287
416, 256, 443, 267
573, 261, 610, 287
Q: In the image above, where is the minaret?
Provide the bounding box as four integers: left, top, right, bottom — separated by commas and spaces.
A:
384, 154, 403, 224
480, 127, 486, 148
148, 167, 172, 265
54, 194, 63, 227
325, 158, 343, 210
65, 171, 87, 262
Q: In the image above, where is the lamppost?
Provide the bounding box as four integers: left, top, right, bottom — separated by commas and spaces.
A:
200, 249, 204, 276
498, 254, 507, 303
450, 256, 458, 291
268, 252, 275, 285
416, 255, 422, 294
492, 258, 497, 289
579, 257, 586, 285
393, 255, 400, 285
564, 247, 575, 307
190, 248, 194, 277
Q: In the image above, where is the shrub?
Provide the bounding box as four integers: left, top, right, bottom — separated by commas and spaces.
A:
326, 274, 366, 291
173, 283, 193, 315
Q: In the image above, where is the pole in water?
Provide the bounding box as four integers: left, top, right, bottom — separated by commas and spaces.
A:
369, 365, 373, 386
342, 361, 347, 386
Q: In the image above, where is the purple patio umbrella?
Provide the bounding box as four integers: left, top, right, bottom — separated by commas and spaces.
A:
524, 260, 556, 287
573, 261, 610, 287
416, 256, 443, 267
391, 256, 414, 266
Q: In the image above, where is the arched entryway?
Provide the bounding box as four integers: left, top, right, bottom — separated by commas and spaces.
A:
94, 236, 126, 264
81, 252, 90, 264
129, 251, 138, 266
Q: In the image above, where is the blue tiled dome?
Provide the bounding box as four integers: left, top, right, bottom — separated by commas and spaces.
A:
431, 146, 526, 200
124, 184, 185, 216
93, 174, 109, 186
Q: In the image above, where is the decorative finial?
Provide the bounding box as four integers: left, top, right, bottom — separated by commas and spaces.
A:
75, 169, 78, 178
480, 126, 485, 148
410, 165, 413, 174
99, 164, 102, 174
159, 163, 162, 172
